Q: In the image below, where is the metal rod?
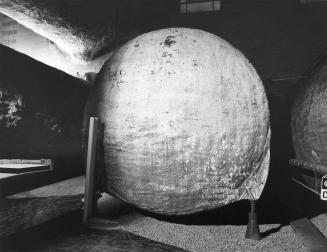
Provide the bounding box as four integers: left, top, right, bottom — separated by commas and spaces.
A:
83, 117, 99, 224
289, 159, 327, 175
291, 178, 321, 196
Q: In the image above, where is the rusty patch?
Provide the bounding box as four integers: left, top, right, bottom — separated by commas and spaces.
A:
192, 59, 199, 67
164, 36, 176, 47
162, 52, 173, 58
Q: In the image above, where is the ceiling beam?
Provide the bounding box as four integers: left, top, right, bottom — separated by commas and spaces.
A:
0, 0, 119, 64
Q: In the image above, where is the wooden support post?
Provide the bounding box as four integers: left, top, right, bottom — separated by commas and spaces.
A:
83, 117, 119, 230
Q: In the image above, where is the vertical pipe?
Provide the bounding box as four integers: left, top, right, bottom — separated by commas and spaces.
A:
83, 117, 98, 224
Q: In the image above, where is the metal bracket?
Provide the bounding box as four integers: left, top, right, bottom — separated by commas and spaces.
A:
83, 117, 119, 230
289, 158, 326, 196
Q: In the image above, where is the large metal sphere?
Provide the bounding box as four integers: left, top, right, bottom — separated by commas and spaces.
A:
85, 28, 270, 215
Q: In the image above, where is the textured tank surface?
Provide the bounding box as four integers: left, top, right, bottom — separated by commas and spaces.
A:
85, 28, 271, 215
291, 62, 327, 164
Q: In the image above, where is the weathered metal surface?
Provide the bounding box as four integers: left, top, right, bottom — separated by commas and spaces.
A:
85, 28, 271, 215
291, 61, 327, 165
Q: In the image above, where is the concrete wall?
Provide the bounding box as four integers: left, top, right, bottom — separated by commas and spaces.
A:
0, 13, 106, 79
1, 1, 326, 81
0, 44, 89, 178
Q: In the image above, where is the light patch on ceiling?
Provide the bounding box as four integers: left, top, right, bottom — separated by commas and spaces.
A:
180, 0, 220, 13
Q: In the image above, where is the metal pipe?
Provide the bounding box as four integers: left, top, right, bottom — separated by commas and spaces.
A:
83, 117, 99, 224
291, 178, 321, 196
289, 159, 327, 175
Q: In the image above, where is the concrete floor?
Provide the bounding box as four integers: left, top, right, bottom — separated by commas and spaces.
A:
1, 176, 327, 252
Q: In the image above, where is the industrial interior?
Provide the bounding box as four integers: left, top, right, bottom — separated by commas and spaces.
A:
0, 0, 327, 251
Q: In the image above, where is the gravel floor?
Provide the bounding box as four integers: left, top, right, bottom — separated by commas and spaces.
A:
121, 216, 302, 252
94, 191, 326, 252
120, 213, 327, 252
8, 176, 327, 252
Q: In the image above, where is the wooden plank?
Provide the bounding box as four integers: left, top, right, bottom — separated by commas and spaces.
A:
0, 159, 52, 173
0, 165, 51, 174
0, 169, 55, 197
290, 217, 327, 252
0, 194, 83, 237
